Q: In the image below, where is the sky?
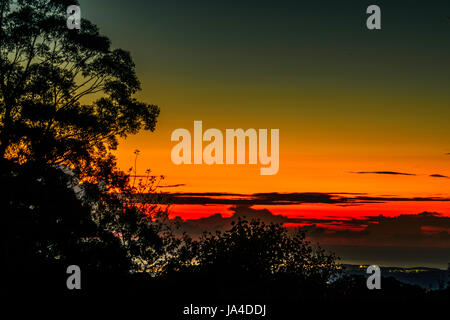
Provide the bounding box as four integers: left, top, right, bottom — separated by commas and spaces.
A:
79, 0, 450, 268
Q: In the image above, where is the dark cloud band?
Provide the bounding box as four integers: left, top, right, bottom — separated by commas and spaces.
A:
157, 192, 450, 206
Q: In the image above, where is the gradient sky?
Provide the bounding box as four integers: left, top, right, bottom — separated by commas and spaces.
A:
79, 0, 450, 266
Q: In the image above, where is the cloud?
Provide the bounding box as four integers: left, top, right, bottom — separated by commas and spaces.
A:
159, 192, 450, 206
351, 171, 416, 176
165, 192, 354, 206
344, 212, 450, 247
170, 206, 450, 249
157, 184, 186, 188
349, 171, 450, 180
430, 174, 449, 179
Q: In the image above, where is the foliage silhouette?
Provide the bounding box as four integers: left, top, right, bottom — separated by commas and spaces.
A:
175, 218, 339, 281
162, 218, 341, 301
0, 0, 173, 293
0, 0, 159, 172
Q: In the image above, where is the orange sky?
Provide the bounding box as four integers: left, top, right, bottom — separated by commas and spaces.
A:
78, 0, 450, 220
115, 132, 450, 196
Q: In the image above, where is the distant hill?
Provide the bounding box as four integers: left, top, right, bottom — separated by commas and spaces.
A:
342, 264, 449, 290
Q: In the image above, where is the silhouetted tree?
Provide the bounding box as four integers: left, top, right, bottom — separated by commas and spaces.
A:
87, 166, 181, 275
173, 219, 340, 288
0, 0, 159, 172
0, 0, 174, 292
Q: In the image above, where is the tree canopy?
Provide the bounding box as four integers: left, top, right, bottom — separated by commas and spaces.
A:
0, 0, 159, 171
175, 218, 340, 283
0, 0, 166, 288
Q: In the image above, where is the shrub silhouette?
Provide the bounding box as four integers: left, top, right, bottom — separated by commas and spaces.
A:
178, 218, 339, 279
166, 218, 341, 300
